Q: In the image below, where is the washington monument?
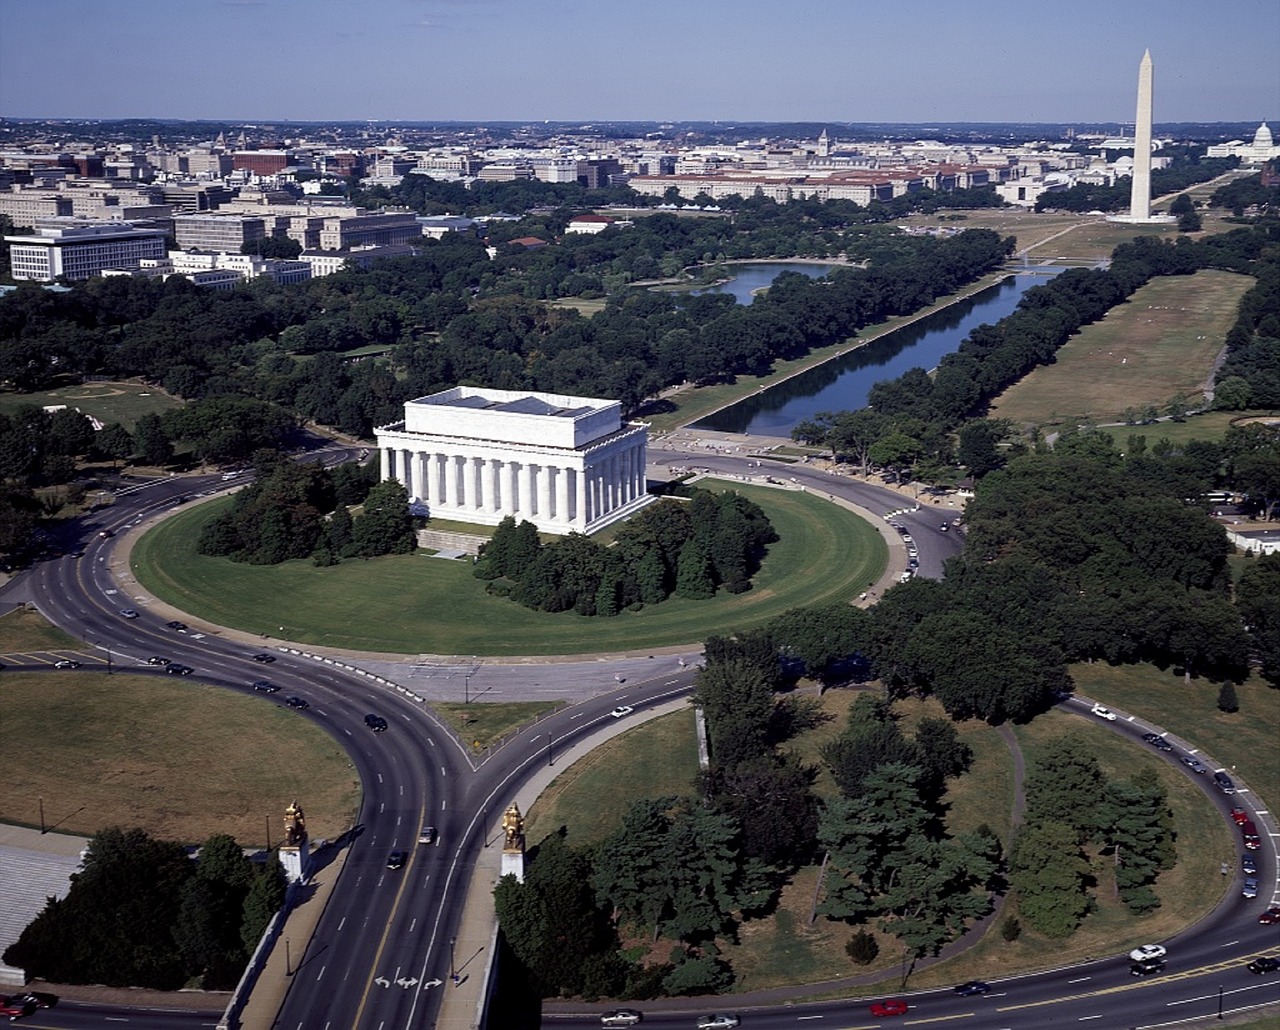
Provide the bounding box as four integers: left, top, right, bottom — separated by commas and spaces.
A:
1129, 49, 1154, 220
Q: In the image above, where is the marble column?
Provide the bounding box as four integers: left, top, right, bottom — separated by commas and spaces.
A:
556, 466, 571, 523
381, 447, 391, 481
507, 461, 521, 515
524, 463, 538, 517
537, 464, 551, 519
487, 459, 500, 512
576, 466, 587, 528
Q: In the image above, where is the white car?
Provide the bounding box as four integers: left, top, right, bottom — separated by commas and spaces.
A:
696, 1017, 740, 1030
1090, 703, 1117, 721
1129, 944, 1167, 963
610, 706, 634, 719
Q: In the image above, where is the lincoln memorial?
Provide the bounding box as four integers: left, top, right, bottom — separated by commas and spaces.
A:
374, 387, 654, 535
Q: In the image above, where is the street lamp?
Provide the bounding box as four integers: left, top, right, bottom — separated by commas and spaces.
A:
449, 935, 457, 984
1217, 983, 1224, 1020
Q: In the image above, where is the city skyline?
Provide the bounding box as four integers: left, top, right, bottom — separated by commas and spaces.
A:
1, 0, 1277, 126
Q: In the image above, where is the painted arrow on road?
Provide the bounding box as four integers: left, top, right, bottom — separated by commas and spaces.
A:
396, 976, 419, 988
374, 976, 390, 988
423, 978, 444, 989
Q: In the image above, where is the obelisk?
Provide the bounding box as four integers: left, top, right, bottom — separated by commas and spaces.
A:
1129, 49, 1153, 220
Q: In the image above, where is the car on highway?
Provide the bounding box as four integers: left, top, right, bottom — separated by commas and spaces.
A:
1243, 854, 1258, 875
165, 663, 194, 675
1214, 771, 1236, 794
1129, 944, 1167, 963
12, 992, 56, 1010
119, 608, 139, 619
418, 826, 437, 845
165, 620, 189, 632
251, 653, 276, 663
695, 1017, 739, 1030
1241, 820, 1261, 849
939, 523, 948, 532
953, 980, 990, 996
1247, 956, 1279, 974
610, 706, 634, 718
1230, 807, 1250, 824
1180, 756, 1207, 774
1130, 958, 1166, 976
600, 1011, 642, 1027
146, 655, 170, 666
285, 696, 309, 710
97, 529, 114, 539
869, 998, 909, 1017
1090, 703, 1117, 721
1242, 877, 1259, 899
53, 659, 81, 669
252, 680, 279, 693
1260, 908, 1280, 925
365, 714, 388, 732
1141, 732, 1173, 751
386, 850, 407, 870
0, 994, 36, 1019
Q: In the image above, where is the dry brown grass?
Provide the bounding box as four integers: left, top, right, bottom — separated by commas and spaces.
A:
988, 269, 1253, 428
0, 672, 361, 845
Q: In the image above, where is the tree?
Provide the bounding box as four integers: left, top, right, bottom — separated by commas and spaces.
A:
240, 855, 287, 954
1010, 821, 1091, 938
1023, 736, 1107, 837
94, 423, 134, 468
1099, 772, 1174, 913
1217, 681, 1239, 713
133, 412, 173, 467
351, 479, 416, 557
846, 929, 879, 965
675, 538, 715, 599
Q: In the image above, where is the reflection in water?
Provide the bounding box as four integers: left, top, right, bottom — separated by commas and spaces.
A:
693, 271, 1058, 437
691, 262, 841, 305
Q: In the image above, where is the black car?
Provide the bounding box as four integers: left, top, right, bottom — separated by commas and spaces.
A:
1246, 956, 1278, 974
1141, 732, 1173, 751
387, 850, 407, 870
285, 696, 309, 710
13, 991, 57, 1009
1243, 854, 1258, 875
953, 980, 990, 996
165, 620, 188, 632
251, 653, 276, 663
146, 655, 170, 666
165, 663, 194, 675
1130, 959, 1166, 976
252, 680, 279, 693
365, 714, 388, 732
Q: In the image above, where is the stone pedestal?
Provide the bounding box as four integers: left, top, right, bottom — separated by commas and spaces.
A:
500, 850, 525, 883
280, 842, 309, 884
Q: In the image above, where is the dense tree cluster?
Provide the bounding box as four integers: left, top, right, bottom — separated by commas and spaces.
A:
3, 827, 286, 990
1210, 171, 1280, 218
1012, 737, 1173, 935
1212, 252, 1280, 409
473, 491, 777, 616
197, 451, 401, 565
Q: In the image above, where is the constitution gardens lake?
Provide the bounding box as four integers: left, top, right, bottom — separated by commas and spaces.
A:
690, 262, 1062, 437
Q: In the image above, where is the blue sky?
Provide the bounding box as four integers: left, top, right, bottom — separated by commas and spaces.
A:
1, 0, 1276, 125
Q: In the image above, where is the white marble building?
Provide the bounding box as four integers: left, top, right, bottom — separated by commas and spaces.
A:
375, 387, 653, 535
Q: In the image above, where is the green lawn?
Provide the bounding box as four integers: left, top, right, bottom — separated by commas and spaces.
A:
0, 380, 182, 430
0, 605, 84, 653
130, 481, 887, 656
0, 672, 360, 846
434, 700, 563, 752
989, 270, 1254, 429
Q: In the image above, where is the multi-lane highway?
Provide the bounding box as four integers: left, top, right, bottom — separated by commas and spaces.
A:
4, 439, 1277, 1028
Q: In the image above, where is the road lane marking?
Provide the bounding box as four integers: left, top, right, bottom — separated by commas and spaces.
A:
904, 1013, 975, 1024
1067, 976, 1091, 983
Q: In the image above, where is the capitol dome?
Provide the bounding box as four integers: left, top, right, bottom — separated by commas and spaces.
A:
1253, 123, 1273, 148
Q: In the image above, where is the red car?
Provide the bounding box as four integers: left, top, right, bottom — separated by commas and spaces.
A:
0, 995, 36, 1020
870, 998, 909, 1017
1259, 908, 1280, 925
1230, 807, 1249, 824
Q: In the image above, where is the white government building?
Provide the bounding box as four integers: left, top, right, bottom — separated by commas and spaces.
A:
375, 387, 653, 535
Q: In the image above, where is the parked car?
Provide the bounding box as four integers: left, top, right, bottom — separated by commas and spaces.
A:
1130, 958, 1166, 976
953, 980, 990, 996
251, 653, 276, 663
53, 659, 81, 669
285, 696, 309, 710
1090, 703, 1117, 721
365, 714, 388, 732
386, 850, 407, 870
1129, 944, 1167, 962
1247, 956, 1279, 974
252, 680, 279, 693
600, 1011, 643, 1027
610, 706, 634, 718
869, 999, 909, 1017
